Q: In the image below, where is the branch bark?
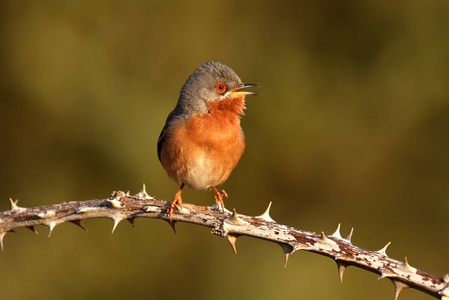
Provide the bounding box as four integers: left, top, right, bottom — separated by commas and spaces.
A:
1, 185, 448, 299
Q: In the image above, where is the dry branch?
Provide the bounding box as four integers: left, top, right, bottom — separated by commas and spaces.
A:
1, 185, 448, 299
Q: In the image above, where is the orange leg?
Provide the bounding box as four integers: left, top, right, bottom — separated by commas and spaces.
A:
211, 186, 228, 212
167, 183, 184, 219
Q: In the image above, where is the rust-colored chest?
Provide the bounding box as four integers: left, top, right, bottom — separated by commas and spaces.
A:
159, 96, 246, 190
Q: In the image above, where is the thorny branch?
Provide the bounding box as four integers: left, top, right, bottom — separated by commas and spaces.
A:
0, 185, 448, 299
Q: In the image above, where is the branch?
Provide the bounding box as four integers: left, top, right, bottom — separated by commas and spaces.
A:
1, 185, 448, 299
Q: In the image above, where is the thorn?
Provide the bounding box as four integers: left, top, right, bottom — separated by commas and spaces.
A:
291, 243, 308, 254
111, 217, 123, 234
36, 210, 56, 219
279, 243, 293, 268
226, 234, 239, 254
70, 220, 87, 231
284, 253, 290, 268
378, 269, 397, 280
0, 231, 6, 251
321, 231, 327, 240
47, 222, 56, 237
9, 198, 18, 210
136, 183, 152, 199
257, 202, 275, 222
125, 190, 130, 196
127, 218, 135, 228
345, 227, 354, 243
9, 198, 26, 213
336, 261, 349, 282
330, 223, 342, 239
319, 231, 337, 245
26, 226, 38, 234
163, 219, 177, 234
377, 242, 391, 256
140, 183, 148, 196
227, 209, 248, 226
398, 257, 416, 274
107, 198, 123, 208
76, 206, 97, 214
391, 279, 409, 300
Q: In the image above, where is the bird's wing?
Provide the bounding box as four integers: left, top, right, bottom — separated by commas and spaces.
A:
157, 125, 168, 163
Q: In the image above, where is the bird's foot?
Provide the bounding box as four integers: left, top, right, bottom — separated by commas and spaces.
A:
211, 186, 227, 213
167, 187, 184, 220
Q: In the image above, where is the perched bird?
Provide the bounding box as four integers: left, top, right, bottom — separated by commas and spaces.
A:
157, 61, 257, 218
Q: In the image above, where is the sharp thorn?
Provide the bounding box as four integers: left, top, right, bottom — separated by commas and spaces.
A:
107, 198, 123, 208
111, 217, 123, 235
141, 183, 147, 195
226, 234, 239, 254
258, 201, 275, 222
279, 243, 294, 268
336, 261, 348, 282
227, 209, 248, 226
163, 219, 177, 234
36, 210, 56, 219
320, 231, 329, 241
70, 220, 87, 231
292, 243, 308, 253
47, 222, 56, 237
319, 231, 337, 245
378, 269, 397, 280
284, 252, 290, 268
345, 227, 354, 243
9, 198, 19, 211
26, 226, 38, 234
136, 183, 151, 199
377, 242, 391, 256
329, 223, 342, 239
399, 257, 416, 274
391, 279, 409, 300
127, 218, 135, 228
0, 231, 6, 251
9, 198, 26, 213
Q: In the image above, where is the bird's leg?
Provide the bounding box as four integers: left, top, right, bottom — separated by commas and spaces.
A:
167, 183, 184, 219
211, 186, 227, 213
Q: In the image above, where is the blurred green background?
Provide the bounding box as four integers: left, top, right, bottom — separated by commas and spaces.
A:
1, 1, 448, 299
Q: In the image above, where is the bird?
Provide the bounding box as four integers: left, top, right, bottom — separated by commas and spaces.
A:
157, 61, 257, 218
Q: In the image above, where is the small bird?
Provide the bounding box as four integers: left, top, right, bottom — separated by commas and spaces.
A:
158, 61, 257, 218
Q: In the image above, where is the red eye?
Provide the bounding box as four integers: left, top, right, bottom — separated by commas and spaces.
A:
214, 82, 227, 93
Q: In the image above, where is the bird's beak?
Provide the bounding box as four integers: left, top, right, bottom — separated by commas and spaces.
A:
229, 83, 259, 96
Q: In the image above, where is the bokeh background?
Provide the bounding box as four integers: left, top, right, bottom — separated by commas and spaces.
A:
1, 1, 448, 299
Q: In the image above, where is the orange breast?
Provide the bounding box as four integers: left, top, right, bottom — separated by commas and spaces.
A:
160, 96, 246, 190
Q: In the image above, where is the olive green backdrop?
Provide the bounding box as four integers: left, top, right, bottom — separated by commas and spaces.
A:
1, 1, 448, 299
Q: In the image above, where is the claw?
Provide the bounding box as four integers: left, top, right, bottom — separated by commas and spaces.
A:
220, 190, 228, 198
211, 186, 226, 212
167, 184, 184, 220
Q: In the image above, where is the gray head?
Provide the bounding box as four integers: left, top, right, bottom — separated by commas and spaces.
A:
173, 61, 254, 117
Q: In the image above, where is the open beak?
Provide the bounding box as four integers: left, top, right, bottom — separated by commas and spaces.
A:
229, 83, 259, 96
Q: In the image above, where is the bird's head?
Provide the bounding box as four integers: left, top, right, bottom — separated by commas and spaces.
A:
177, 61, 257, 116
